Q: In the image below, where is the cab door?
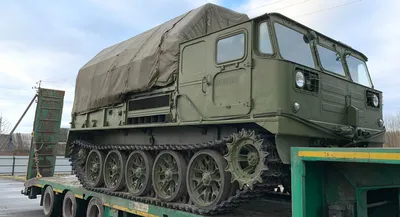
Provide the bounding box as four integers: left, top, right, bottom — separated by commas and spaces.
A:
203, 22, 253, 118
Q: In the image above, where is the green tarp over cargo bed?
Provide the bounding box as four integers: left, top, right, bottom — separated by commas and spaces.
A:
72, 3, 248, 114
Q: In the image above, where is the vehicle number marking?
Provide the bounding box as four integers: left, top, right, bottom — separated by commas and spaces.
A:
130, 201, 149, 212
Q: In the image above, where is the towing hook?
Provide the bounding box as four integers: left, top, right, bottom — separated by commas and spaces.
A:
356, 128, 371, 138
334, 125, 355, 139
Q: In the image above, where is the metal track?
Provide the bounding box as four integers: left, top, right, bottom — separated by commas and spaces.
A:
69, 130, 286, 215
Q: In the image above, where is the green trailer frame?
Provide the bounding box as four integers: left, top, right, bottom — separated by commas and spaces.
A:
291, 147, 400, 217
26, 176, 203, 217
24, 175, 290, 217
24, 147, 400, 217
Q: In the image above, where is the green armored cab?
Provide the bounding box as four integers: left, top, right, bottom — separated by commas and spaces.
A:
67, 3, 385, 214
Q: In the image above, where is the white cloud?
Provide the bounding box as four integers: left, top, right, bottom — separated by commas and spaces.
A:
0, 0, 398, 134
88, 0, 220, 31
0, 40, 79, 132
0, 0, 221, 133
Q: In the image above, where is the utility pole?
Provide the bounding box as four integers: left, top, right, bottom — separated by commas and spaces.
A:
4, 80, 42, 154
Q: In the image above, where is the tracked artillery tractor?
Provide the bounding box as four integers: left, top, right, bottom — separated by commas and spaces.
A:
60, 3, 385, 215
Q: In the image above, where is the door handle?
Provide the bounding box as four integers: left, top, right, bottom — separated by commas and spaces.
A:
202, 75, 211, 93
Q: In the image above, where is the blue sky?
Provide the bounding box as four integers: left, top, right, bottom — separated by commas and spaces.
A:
0, 0, 399, 133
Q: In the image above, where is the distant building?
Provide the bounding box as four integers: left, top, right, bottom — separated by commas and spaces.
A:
0, 128, 69, 156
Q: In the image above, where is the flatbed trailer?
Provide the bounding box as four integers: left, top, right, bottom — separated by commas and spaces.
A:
22, 88, 400, 217
24, 147, 400, 217
25, 176, 291, 217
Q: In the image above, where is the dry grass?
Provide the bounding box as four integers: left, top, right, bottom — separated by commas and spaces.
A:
0, 174, 26, 181
384, 131, 400, 147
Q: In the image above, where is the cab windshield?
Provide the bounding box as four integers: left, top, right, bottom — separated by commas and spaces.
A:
346, 55, 372, 87
258, 21, 373, 87
273, 23, 315, 68
317, 45, 345, 76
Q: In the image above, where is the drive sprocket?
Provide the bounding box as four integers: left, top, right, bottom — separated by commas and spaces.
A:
224, 130, 268, 190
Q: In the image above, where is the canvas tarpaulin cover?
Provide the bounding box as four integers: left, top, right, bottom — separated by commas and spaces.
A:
72, 3, 249, 114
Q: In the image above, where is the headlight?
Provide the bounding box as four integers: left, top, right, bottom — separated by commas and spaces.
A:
295, 71, 305, 88
372, 94, 379, 107
378, 118, 384, 127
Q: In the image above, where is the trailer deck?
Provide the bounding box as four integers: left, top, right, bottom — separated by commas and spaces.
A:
24, 147, 400, 217
25, 176, 291, 217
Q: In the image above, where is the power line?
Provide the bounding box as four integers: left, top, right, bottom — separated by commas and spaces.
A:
245, 0, 286, 12
273, 0, 313, 12
294, 0, 362, 18
246, 0, 314, 13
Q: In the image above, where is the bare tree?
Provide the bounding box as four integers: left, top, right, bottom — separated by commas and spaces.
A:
384, 112, 400, 147
0, 116, 11, 134
0, 116, 12, 151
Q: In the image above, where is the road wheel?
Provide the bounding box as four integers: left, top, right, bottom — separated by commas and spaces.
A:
152, 150, 187, 202
43, 186, 55, 217
125, 151, 154, 196
85, 150, 105, 187
186, 149, 231, 208
62, 191, 78, 217
86, 197, 104, 217
104, 150, 127, 191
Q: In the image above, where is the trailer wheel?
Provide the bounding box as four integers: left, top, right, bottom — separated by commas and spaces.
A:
62, 191, 78, 217
86, 197, 104, 217
43, 186, 55, 217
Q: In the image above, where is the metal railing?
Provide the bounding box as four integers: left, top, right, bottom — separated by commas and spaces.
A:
0, 156, 72, 175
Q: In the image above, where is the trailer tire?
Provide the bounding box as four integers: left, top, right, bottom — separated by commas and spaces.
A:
62, 191, 78, 217
43, 186, 55, 217
86, 197, 104, 217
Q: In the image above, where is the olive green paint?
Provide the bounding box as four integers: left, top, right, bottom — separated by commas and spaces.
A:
68, 12, 384, 165
26, 88, 65, 180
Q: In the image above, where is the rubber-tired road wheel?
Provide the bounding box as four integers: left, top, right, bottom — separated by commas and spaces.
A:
62, 191, 78, 217
125, 150, 154, 196
104, 150, 127, 191
186, 149, 231, 208
43, 186, 55, 217
86, 197, 104, 217
85, 150, 105, 187
152, 150, 187, 202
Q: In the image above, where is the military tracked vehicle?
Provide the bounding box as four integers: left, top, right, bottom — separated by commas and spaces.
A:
66, 3, 385, 215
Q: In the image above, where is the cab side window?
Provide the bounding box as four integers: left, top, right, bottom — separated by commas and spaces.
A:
216, 33, 245, 64
259, 22, 273, 54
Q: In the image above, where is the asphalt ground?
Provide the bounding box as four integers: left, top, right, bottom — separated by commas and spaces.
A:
0, 178, 43, 217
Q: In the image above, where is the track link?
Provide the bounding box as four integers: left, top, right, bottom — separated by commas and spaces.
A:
69, 130, 285, 215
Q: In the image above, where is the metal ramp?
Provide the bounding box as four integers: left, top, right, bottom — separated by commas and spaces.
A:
25, 88, 65, 180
